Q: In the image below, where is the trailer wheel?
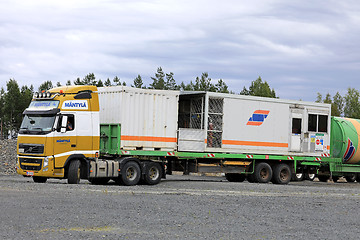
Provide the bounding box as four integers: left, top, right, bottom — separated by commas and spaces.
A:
318, 175, 329, 182
89, 178, 110, 185
143, 162, 162, 185
33, 176, 47, 183
68, 159, 81, 184
332, 176, 339, 183
247, 174, 256, 183
271, 164, 291, 184
356, 173, 360, 183
225, 173, 246, 182
118, 161, 141, 186
345, 174, 356, 183
292, 172, 304, 181
305, 173, 316, 181
254, 162, 272, 183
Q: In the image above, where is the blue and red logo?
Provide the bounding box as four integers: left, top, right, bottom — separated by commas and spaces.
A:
343, 138, 356, 163
247, 110, 270, 126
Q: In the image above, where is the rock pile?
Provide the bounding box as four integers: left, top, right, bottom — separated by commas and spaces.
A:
0, 139, 17, 175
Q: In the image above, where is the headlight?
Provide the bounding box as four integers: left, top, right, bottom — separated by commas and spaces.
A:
44, 156, 49, 167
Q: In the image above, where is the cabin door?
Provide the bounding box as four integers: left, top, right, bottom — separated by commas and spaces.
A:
290, 111, 303, 152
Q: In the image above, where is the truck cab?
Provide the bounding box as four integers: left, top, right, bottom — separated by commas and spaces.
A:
16, 85, 100, 183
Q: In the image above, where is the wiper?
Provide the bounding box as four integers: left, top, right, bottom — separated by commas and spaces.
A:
31, 127, 43, 132
19, 127, 29, 133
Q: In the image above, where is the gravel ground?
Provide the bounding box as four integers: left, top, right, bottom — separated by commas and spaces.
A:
0, 139, 17, 175
0, 174, 359, 240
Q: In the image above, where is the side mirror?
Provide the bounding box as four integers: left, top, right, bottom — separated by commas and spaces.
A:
61, 115, 68, 133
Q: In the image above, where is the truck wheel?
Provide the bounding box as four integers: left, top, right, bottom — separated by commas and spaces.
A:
345, 174, 356, 183
292, 172, 304, 181
318, 175, 329, 182
254, 162, 272, 183
225, 173, 246, 182
356, 173, 360, 183
119, 161, 141, 186
271, 164, 291, 184
305, 173, 316, 181
143, 162, 162, 185
33, 176, 47, 183
68, 160, 81, 184
332, 176, 339, 182
89, 178, 110, 185
247, 174, 256, 183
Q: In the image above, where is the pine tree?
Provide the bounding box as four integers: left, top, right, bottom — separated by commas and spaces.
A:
165, 72, 177, 90
104, 78, 112, 86
133, 75, 144, 88
150, 67, 165, 89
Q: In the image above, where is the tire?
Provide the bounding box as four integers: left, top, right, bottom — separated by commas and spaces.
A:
254, 162, 272, 183
68, 160, 81, 184
247, 174, 256, 183
33, 176, 47, 183
318, 175, 329, 182
89, 178, 110, 185
118, 161, 141, 186
305, 173, 316, 181
143, 162, 162, 185
356, 173, 360, 183
345, 174, 356, 183
225, 173, 246, 182
271, 163, 291, 184
292, 172, 304, 181
332, 176, 339, 183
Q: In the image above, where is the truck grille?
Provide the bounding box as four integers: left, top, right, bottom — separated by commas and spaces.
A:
19, 144, 44, 154
19, 158, 42, 171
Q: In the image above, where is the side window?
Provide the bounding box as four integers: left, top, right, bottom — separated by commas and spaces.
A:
292, 118, 302, 134
308, 114, 317, 132
318, 115, 328, 132
67, 115, 75, 131
308, 114, 328, 133
56, 115, 75, 132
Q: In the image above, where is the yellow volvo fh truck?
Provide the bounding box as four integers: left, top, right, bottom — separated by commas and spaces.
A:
16, 85, 360, 185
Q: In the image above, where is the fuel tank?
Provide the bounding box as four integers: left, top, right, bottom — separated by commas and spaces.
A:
331, 117, 360, 164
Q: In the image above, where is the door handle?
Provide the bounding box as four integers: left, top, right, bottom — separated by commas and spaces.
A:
71, 144, 76, 148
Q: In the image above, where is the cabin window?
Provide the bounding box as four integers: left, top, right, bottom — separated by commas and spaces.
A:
308, 114, 328, 133
292, 118, 302, 134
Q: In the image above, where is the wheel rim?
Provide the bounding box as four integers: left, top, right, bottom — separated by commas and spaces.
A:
260, 168, 269, 179
280, 169, 289, 181
149, 167, 160, 180
296, 173, 303, 179
308, 173, 315, 180
126, 167, 137, 181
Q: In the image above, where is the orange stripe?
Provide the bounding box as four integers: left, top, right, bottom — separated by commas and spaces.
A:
223, 139, 288, 148
247, 121, 263, 126
254, 110, 270, 114
121, 135, 177, 143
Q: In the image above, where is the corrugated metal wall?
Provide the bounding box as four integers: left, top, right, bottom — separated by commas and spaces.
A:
98, 86, 179, 151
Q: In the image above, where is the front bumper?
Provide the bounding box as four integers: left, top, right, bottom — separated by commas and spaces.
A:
16, 155, 64, 178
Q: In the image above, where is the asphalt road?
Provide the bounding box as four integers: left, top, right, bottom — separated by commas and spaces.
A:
1, 174, 359, 240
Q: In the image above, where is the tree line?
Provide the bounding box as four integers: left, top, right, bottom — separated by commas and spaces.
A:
0, 66, 282, 139
315, 88, 360, 118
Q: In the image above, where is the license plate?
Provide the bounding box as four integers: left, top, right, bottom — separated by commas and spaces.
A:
26, 171, 34, 176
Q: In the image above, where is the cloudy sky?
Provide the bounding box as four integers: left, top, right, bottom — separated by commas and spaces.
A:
1, 0, 359, 101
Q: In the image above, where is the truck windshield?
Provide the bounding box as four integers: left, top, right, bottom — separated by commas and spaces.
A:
19, 115, 56, 135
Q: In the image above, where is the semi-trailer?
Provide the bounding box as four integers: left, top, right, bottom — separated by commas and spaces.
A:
16, 85, 360, 185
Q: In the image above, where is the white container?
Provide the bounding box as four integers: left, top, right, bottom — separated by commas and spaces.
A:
178, 92, 331, 157
98, 86, 179, 151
